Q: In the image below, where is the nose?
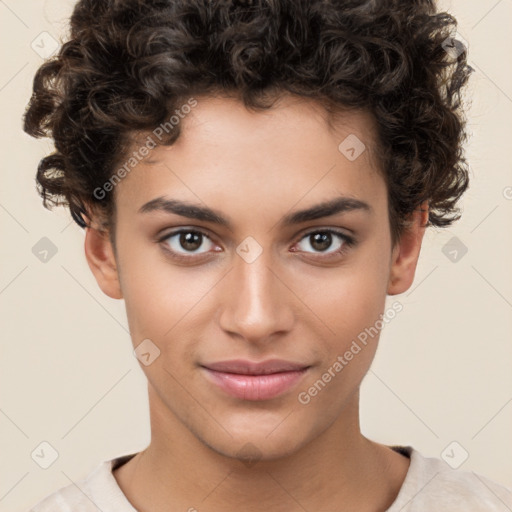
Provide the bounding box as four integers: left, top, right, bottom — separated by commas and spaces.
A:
218, 247, 295, 345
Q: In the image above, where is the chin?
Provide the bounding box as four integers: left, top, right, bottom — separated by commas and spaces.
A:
198, 423, 313, 465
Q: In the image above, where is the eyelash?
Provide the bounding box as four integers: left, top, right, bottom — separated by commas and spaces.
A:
157, 227, 356, 264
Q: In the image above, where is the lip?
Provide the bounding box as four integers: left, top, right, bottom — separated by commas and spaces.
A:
202, 359, 309, 375
200, 359, 310, 401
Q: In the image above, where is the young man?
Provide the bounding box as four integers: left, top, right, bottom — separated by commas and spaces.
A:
23, 0, 511, 510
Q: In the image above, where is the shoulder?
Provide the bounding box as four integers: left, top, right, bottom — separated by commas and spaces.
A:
388, 446, 512, 511
28, 453, 138, 512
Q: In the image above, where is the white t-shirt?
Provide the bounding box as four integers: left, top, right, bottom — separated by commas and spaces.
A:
28, 446, 512, 511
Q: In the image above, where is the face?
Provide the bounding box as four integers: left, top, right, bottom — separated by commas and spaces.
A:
86, 94, 425, 461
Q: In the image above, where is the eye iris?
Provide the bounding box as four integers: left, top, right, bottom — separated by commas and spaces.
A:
180, 232, 202, 251
310, 232, 332, 252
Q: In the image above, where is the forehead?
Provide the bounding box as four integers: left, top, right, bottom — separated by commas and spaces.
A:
161, 93, 380, 164
114, 94, 386, 219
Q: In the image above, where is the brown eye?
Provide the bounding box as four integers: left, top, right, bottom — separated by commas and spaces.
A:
294, 229, 356, 258
308, 232, 334, 252
178, 232, 203, 252
160, 229, 216, 257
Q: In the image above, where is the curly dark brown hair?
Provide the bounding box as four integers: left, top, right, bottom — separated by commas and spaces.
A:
23, 0, 473, 247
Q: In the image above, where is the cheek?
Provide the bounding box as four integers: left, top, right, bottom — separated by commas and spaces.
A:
116, 234, 171, 341
292, 244, 391, 394
294, 266, 387, 412
118, 241, 219, 345
297, 258, 389, 343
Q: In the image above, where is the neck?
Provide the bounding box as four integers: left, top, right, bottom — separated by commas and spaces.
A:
114, 384, 409, 512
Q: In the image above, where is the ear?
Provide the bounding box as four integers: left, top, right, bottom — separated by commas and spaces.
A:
84, 225, 123, 299
387, 201, 429, 296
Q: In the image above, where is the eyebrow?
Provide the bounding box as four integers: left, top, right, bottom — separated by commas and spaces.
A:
138, 195, 372, 229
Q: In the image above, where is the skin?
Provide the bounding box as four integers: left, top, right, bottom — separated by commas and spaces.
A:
84, 93, 428, 512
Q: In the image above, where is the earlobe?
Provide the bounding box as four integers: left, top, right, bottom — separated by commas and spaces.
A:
387, 202, 429, 296
84, 226, 123, 299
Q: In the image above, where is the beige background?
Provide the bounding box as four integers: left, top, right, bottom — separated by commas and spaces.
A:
1, 1, 511, 510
